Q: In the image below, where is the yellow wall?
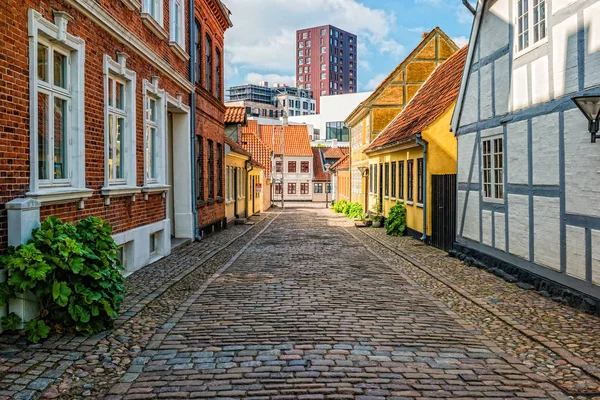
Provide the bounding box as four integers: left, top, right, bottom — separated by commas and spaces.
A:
225, 153, 249, 222
248, 169, 263, 215
366, 104, 457, 236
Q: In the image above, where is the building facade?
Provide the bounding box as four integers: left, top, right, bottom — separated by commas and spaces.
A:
347, 28, 458, 213
193, 0, 232, 237
296, 25, 358, 112
241, 121, 272, 213
226, 83, 315, 119
330, 155, 350, 202
452, 0, 600, 305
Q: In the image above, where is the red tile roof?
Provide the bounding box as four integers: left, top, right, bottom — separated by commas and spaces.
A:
330, 154, 350, 171
259, 125, 312, 157
224, 106, 247, 124
366, 46, 468, 152
323, 146, 349, 159
241, 132, 270, 175
224, 136, 251, 158
312, 148, 329, 181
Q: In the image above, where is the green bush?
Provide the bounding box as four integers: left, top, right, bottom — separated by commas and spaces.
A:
0, 216, 126, 342
344, 202, 364, 219
385, 202, 407, 236
333, 199, 348, 213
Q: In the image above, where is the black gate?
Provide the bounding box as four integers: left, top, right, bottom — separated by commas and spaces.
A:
431, 174, 457, 252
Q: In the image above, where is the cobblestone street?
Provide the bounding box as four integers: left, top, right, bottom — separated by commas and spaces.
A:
2, 204, 600, 399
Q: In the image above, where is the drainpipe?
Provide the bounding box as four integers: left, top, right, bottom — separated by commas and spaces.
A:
245, 161, 253, 217
462, 0, 476, 15
189, 1, 201, 241
415, 134, 428, 242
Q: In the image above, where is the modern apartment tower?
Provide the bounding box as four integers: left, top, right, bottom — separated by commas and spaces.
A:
296, 25, 357, 113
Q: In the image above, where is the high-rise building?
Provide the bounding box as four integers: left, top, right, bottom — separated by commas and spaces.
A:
296, 25, 357, 113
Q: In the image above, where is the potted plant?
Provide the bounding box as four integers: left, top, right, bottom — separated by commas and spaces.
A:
370, 204, 384, 228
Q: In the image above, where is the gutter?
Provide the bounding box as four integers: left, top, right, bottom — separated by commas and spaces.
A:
189, 1, 201, 241
462, 0, 476, 15
415, 133, 428, 242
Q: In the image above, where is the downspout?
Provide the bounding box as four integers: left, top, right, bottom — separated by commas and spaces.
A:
415, 134, 428, 242
245, 161, 253, 217
462, 0, 476, 15
189, 0, 201, 241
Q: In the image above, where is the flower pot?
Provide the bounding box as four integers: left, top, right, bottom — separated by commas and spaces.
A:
372, 220, 382, 228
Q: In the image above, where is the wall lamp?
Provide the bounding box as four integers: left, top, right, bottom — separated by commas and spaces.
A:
357, 166, 369, 177
573, 95, 600, 143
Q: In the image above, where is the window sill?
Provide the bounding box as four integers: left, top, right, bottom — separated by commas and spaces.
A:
384, 196, 389, 200
101, 186, 143, 205
207, 198, 216, 205
226, 200, 234, 205
416, 203, 423, 208
142, 184, 170, 200
197, 199, 207, 207
406, 201, 414, 205
390, 197, 396, 201
482, 197, 505, 204
121, 0, 140, 11
169, 41, 189, 61
27, 187, 94, 208
141, 13, 168, 40
216, 196, 224, 203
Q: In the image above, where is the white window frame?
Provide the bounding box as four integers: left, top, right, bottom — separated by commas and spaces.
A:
515, 0, 547, 56
143, 0, 163, 24
481, 136, 504, 202
143, 78, 167, 189
169, 0, 185, 47
102, 54, 137, 192
27, 9, 91, 206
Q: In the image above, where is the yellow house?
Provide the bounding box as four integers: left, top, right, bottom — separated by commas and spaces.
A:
364, 46, 468, 242
247, 163, 264, 216
346, 28, 458, 213
225, 136, 252, 224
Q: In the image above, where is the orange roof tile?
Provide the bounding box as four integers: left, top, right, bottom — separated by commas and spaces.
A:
225, 106, 247, 124
330, 154, 350, 171
241, 132, 270, 176
323, 146, 349, 159
312, 148, 329, 181
224, 136, 251, 158
366, 46, 468, 152
259, 125, 312, 157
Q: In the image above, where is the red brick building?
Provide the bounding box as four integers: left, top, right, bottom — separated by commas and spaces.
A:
0, 0, 230, 276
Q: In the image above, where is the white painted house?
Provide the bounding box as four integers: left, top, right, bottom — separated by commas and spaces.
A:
453, 0, 600, 307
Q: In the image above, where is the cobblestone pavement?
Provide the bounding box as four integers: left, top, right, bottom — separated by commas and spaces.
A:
0, 212, 276, 400
358, 226, 600, 398
106, 206, 566, 400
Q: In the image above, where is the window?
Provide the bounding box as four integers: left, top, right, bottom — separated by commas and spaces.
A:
276, 161, 283, 173
314, 183, 323, 193
195, 20, 202, 84
301, 183, 309, 194
326, 121, 350, 142
299, 59, 304, 65
208, 140, 214, 198
275, 182, 282, 194
321, 28, 326, 35
321, 64, 326, 71
196, 137, 204, 201
30, 10, 86, 197
170, 0, 184, 46
407, 160, 414, 201
326, 183, 332, 194
149, 232, 158, 256
482, 137, 504, 200
144, 79, 165, 186
288, 99, 293, 107
299, 42, 304, 48
301, 161, 309, 173
398, 161, 404, 199
215, 49, 221, 99
288, 183, 297, 194
369, 165, 374, 193
298, 50, 304, 57
384, 163, 390, 197
321, 46, 327, 53
217, 143, 223, 198
417, 158, 424, 203
288, 161, 297, 173
320, 90, 326, 95
205, 34, 212, 92
517, 0, 546, 52
143, 0, 163, 23
306, 40, 311, 47
104, 54, 136, 188
302, 32, 307, 39
306, 57, 311, 64
391, 162, 397, 198
373, 165, 378, 195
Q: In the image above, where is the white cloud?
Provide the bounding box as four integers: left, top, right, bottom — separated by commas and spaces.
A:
364, 73, 387, 91
452, 36, 469, 47
224, 0, 405, 85
244, 73, 296, 88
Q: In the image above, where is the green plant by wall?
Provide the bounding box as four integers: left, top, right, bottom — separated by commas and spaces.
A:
344, 202, 364, 219
0, 216, 126, 342
333, 199, 348, 213
385, 202, 407, 236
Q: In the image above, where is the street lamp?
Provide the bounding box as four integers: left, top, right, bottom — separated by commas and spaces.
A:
573, 95, 600, 142
324, 163, 332, 209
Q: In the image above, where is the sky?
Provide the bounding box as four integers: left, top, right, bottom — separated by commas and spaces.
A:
223, 0, 475, 93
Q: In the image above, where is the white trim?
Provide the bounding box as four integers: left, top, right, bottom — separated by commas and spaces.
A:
169, 41, 189, 61
141, 0, 164, 28
141, 12, 168, 40
121, 0, 141, 11
101, 186, 142, 205
143, 78, 167, 188
103, 53, 137, 190
64, 0, 194, 92
514, 0, 548, 58
169, 0, 185, 47
481, 135, 505, 202
28, 9, 87, 204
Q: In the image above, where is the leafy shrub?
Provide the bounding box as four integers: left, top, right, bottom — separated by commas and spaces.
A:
333, 199, 348, 213
344, 202, 364, 219
385, 202, 407, 236
0, 216, 126, 342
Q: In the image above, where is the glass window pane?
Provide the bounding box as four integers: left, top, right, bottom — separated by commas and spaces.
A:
115, 81, 125, 110
147, 126, 157, 179
54, 51, 67, 89
108, 78, 114, 107
38, 43, 48, 82
148, 98, 157, 122
117, 117, 125, 179
38, 92, 49, 180
109, 116, 114, 180
53, 97, 68, 179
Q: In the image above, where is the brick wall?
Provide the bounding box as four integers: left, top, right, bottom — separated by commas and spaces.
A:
0, 0, 193, 249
